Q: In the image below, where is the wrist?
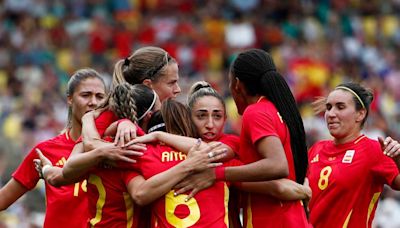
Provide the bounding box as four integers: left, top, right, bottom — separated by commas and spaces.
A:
42, 164, 53, 180
214, 166, 226, 181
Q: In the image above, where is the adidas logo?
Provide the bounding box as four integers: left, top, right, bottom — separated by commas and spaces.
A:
56, 157, 67, 167
311, 154, 319, 163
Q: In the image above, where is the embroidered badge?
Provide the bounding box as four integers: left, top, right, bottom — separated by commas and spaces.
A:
342, 150, 355, 163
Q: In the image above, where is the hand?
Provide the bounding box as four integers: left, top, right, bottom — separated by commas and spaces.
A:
174, 169, 216, 201
380, 136, 400, 158
303, 178, 312, 200
82, 107, 106, 121
100, 142, 146, 163
33, 148, 52, 179
115, 119, 137, 146
185, 139, 226, 172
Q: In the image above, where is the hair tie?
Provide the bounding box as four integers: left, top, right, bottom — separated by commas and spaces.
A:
335, 86, 365, 109
137, 90, 158, 121
124, 58, 130, 66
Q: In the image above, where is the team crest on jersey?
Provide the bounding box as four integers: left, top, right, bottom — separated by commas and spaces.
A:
311, 154, 319, 163
342, 150, 355, 163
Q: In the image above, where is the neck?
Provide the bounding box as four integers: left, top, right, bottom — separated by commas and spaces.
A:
69, 120, 82, 141
247, 95, 264, 105
333, 132, 363, 145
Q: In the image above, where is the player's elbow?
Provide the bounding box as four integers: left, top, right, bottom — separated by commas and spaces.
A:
131, 190, 150, 206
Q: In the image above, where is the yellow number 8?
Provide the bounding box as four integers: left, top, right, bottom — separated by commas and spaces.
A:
318, 166, 332, 190
165, 190, 200, 227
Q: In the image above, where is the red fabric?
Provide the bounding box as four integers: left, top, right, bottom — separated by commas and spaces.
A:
308, 135, 399, 228
13, 132, 88, 228
237, 97, 308, 227
139, 143, 230, 228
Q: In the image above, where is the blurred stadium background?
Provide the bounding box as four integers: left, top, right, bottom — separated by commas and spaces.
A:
1, 0, 400, 227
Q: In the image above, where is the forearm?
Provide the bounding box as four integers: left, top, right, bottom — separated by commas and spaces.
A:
238, 179, 309, 200
131, 161, 193, 206
223, 158, 288, 182
154, 132, 201, 153
63, 148, 103, 180
44, 166, 82, 187
81, 113, 102, 151
155, 132, 234, 160
0, 179, 28, 211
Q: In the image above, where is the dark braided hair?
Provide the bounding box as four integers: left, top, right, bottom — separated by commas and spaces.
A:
109, 82, 138, 123
108, 83, 158, 126
230, 49, 308, 184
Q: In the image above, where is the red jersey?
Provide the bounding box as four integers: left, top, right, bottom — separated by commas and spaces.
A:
86, 166, 141, 227
85, 112, 143, 227
94, 110, 145, 138
238, 97, 308, 228
217, 134, 240, 154
308, 135, 399, 228
138, 143, 230, 228
12, 131, 88, 228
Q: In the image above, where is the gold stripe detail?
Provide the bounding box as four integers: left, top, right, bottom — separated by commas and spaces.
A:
366, 192, 381, 226
224, 183, 229, 226
342, 210, 353, 228
354, 135, 366, 144
123, 192, 134, 228
246, 195, 253, 228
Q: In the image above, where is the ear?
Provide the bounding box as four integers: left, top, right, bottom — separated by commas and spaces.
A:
355, 109, 367, 123
234, 77, 248, 96
142, 79, 153, 88
67, 96, 73, 106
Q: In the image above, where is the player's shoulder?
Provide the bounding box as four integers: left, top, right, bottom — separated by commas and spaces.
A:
36, 132, 68, 148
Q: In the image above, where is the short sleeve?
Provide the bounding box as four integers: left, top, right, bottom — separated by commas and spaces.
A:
12, 147, 41, 190
370, 143, 399, 186
242, 107, 278, 144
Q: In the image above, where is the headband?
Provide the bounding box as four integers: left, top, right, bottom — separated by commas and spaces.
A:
137, 90, 158, 121
148, 123, 166, 133
335, 86, 365, 109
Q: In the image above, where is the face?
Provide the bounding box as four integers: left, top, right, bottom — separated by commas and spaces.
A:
68, 77, 106, 125
191, 96, 226, 142
228, 72, 246, 115
151, 63, 181, 102
324, 89, 365, 141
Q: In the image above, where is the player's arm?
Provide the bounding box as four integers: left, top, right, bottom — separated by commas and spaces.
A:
62, 142, 145, 181
81, 111, 105, 151
235, 179, 311, 201
221, 136, 289, 182
83, 111, 137, 148
127, 131, 235, 161
379, 136, 400, 190
0, 179, 29, 211
128, 142, 226, 206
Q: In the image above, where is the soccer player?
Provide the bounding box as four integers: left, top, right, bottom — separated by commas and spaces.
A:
308, 82, 400, 228
57, 83, 225, 227
0, 68, 107, 227
210, 49, 309, 227
84, 46, 182, 147
131, 81, 311, 227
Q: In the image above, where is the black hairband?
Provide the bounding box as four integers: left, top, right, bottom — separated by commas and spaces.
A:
124, 58, 130, 66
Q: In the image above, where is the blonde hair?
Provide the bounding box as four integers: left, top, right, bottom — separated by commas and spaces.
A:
112, 46, 176, 89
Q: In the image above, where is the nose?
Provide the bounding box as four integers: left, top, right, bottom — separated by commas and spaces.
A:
205, 117, 214, 129
88, 96, 99, 108
326, 108, 336, 118
174, 84, 181, 95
